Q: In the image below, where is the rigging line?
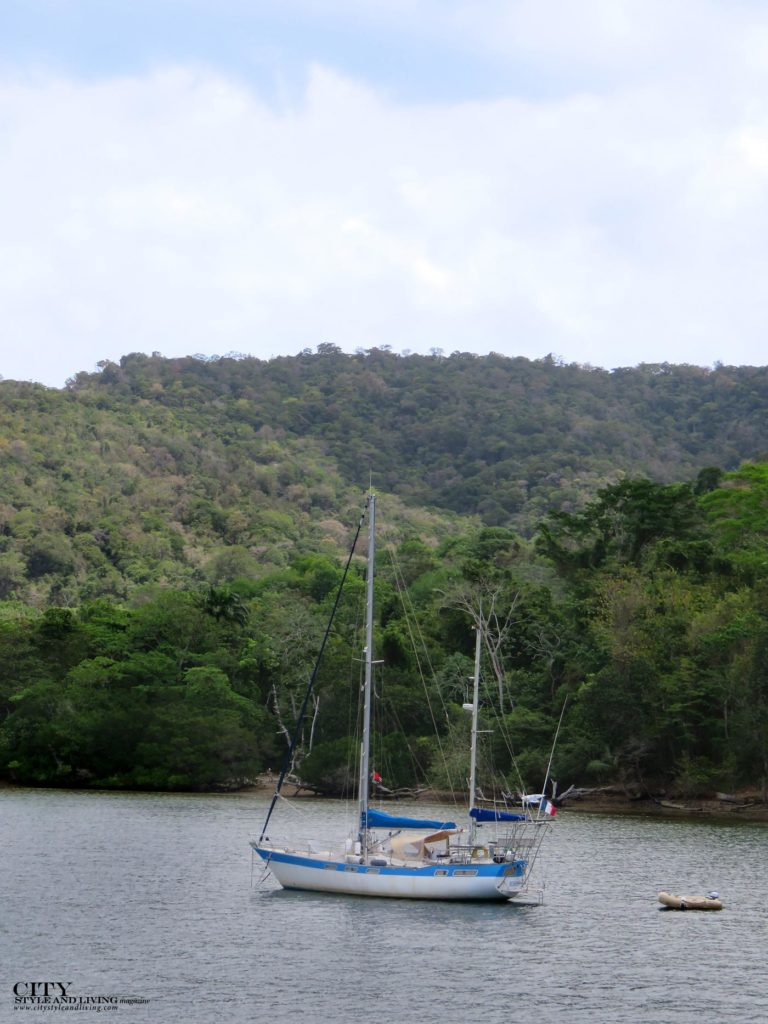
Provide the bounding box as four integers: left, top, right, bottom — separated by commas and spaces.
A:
343, 626, 364, 823
471, 648, 528, 800
388, 549, 439, 680
386, 545, 446, 724
478, 662, 516, 763
385, 548, 434, 685
258, 497, 368, 842
251, 850, 274, 890
386, 545, 460, 805
536, 694, 568, 819
273, 789, 315, 819
476, 620, 538, 792
378, 693, 429, 789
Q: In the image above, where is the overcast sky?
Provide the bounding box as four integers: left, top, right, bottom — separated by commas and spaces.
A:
2, 0, 768, 387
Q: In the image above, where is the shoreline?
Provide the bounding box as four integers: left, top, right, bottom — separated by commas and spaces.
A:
4, 777, 767, 823
556, 791, 768, 824
245, 777, 768, 824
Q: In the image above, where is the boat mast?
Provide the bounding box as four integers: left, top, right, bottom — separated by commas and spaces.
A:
468, 625, 482, 842
358, 492, 376, 851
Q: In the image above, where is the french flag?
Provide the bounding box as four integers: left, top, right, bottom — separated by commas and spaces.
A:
540, 798, 556, 817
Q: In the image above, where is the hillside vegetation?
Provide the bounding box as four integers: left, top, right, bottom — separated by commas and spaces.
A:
2, 348, 768, 605
1, 349, 768, 798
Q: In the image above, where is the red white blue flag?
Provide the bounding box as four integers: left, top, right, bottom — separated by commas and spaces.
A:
540, 798, 556, 817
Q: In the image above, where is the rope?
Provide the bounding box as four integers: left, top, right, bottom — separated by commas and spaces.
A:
257, 497, 368, 843
535, 694, 568, 820
386, 544, 463, 812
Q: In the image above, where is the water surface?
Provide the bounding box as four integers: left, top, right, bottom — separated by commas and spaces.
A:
1, 788, 766, 1023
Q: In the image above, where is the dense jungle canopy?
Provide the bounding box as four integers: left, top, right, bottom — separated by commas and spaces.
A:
1, 348, 768, 797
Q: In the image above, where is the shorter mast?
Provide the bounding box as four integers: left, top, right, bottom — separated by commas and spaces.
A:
358, 493, 376, 851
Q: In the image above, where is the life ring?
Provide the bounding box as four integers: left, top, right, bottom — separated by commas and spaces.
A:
471, 846, 489, 860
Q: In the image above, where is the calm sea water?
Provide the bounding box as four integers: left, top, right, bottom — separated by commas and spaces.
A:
1, 787, 767, 1024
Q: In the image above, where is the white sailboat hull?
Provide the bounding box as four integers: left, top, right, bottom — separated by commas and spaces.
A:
252, 844, 525, 901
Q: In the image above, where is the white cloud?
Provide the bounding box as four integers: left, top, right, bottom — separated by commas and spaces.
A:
3, 13, 768, 386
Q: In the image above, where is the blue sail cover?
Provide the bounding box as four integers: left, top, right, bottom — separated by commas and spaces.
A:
363, 809, 457, 830
470, 807, 527, 823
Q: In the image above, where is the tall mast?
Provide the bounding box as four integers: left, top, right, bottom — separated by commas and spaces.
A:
358, 492, 376, 848
468, 625, 482, 841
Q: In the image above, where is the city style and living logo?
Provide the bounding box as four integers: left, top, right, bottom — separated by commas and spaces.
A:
12, 982, 150, 1010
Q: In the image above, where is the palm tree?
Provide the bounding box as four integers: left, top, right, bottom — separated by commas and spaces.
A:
201, 585, 250, 627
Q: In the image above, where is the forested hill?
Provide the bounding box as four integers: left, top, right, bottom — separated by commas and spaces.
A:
3, 347, 768, 796
69, 348, 768, 525
1, 346, 767, 605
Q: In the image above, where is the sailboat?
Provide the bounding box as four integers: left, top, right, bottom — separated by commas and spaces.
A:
251, 492, 551, 901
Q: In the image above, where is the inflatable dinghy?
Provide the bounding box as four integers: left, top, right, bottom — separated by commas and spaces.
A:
658, 891, 723, 911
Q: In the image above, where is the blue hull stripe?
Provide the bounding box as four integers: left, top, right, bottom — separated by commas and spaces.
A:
255, 848, 524, 879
